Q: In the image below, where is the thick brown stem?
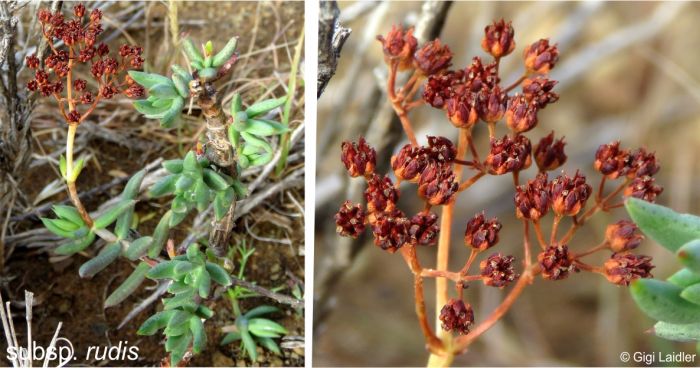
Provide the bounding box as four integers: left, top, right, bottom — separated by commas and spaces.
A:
67, 181, 93, 227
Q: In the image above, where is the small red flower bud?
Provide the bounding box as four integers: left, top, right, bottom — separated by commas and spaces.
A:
464, 212, 502, 251
480, 253, 519, 288
73, 79, 87, 91
67, 110, 81, 124
365, 174, 399, 214
99, 84, 118, 99
124, 83, 145, 98
25, 54, 40, 69
481, 19, 515, 58
550, 171, 591, 217
38, 9, 52, 23
96, 43, 109, 57
90, 9, 103, 23
523, 39, 559, 74
335, 200, 367, 239
417, 163, 458, 206
538, 244, 576, 280
465, 57, 499, 91
439, 299, 474, 335
413, 39, 452, 76
485, 134, 532, 175
446, 91, 478, 129
35, 70, 49, 84
505, 94, 538, 133
73, 4, 86, 18
604, 253, 654, 286
521, 77, 559, 109
605, 220, 643, 253
627, 148, 660, 179
624, 175, 663, 203
377, 25, 418, 70
477, 85, 506, 123
391, 144, 429, 182
533, 132, 567, 172
427, 136, 457, 163
514, 172, 550, 221
79, 92, 94, 105
423, 70, 464, 109
27, 80, 38, 91
594, 141, 631, 179
341, 137, 377, 178
409, 211, 439, 246
371, 209, 410, 253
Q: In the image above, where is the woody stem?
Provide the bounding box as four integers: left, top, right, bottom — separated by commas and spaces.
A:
532, 220, 547, 249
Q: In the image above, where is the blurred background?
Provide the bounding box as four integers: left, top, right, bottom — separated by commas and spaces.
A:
314, 1, 700, 366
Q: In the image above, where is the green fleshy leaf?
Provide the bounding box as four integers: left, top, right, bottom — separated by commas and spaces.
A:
149, 174, 177, 198
630, 279, 700, 324
171, 73, 190, 98
243, 306, 278, 319
128, 71, 171, 89
149, 211, 172, 258
122, 169, 147, 200
133, 99, 170, 118
105, 262, 149, 308
69, 157, 86, 182
190, 316, 207, 354
42, 218, 80, 238
171, 65, 191, 81
669, 268, 700, 288
93, 200, 136, 229
138, 310, 176, 336
244, 118, 289, 136
228, 124, 241, 149
168, 209, 189, 228
78, 242, 121, 278
678, 240, 700, 273
152, 98, 173, 108
248, 152, 274, 167
125, 236, 153, 260
654, 321, 700, 342
230, 93, 243, 116
149, 82, 178, 99
182, 39, 204, 64
248, 318, 287, 337
199, 67, 217, 80
146, 260, 178, 279
204, 40, 214, 56
160, 97, 184, 128
220, 332, 241, 345
239, 320, 257, 361
167, 333, 192, 367
183, 151, 200, 173
59, 155, 67, 179
257, 336, 281, 355
163, 159, 184, 174
194, 180, 211, 212
233, 111, 248, 131
213, 188, 234, 220
190, 60, 204, 70
165, 310, 191, 336
681, 283, 700, 306
205, 262, 231, 286
240, 132, 272, 151
197, 267, 211, 298
625, 198, 700, 252
54, 231, 95, 255
212, 37, 238, 67
197, 304, 214, 319
52, 205, 84, 226
175, 175, 195, 192
202, 169, 229, 191
245, 96, 286, 118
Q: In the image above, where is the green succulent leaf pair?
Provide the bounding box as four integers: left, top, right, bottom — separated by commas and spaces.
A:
625, 198, 700, 351
220, 305, 287, 361
138, 244, 231, 366
130, 68, 191, 128
228, 93, 288, 169
58, 155, 86, 182
183, 37, 238, 78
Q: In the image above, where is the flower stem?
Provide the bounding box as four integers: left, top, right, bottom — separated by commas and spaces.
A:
65, 124, 93, 227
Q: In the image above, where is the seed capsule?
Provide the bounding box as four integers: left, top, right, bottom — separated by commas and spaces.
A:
335, 201, 367, 239
464, 212, 502, 251
481, 19, 515, 58
439, 299, 474, 335
605, 220, 643, 253
480, 253, 519, 288
604, 253, 654, 286
538, 244, 576, 281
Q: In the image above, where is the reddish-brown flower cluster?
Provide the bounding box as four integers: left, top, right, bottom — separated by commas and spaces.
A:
439, 299, 474, 335
514, 172, 550, 221
550, 171, 592, 217
341, 137, 377, 178
409, 211, 440, 246
538, 244, 577, 280
604, 253, 654, 286
27, 4, 144, 124
484, 134, 532, 175
335, 200, 367, 239
481, 20, 515, 59
480, 253, 518, 288
464, 212, 502, 251
605, 220, 643, 253
533, 132, 567, 172
523, 39, 559, 74
594, 142, 662, 203
376, 26, 418, 70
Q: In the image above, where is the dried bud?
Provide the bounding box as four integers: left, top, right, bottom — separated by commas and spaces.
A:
627, 148, 660, 178
99, 84, 118, 99
550, 171, 591, 216
90, 9, 102, 23
341, 137, 377, 178
604, 253, 654, 286
73, 4, 86, 18
594, 141, 631, 179
605, 220, 643, 253
464, 212, 502, 251
371, 210, 410, 253
377, 26, 418, 70
534, 132, 567, 171
538, 244, 576, 280
485, 135, 532, 175
624, 176, 663, 203
427, 136, 457, 163
423, 70, 464, 109
439, 299, 474, 335
38, 9, 52, 23
481, 19, 515, 58
523, 39, 559, 74
414, 39, 452, 76
391, 144, 430, 183
446, 91, 478, 129
25, 54, 39, 69
514, 172, 550, 220
27, 80, 38, 91
365, 174, 399, 213
409, 211, 440, 246
521, 77, 559, 109
67, 110, 81, 124
96, 43, 109, 57
465, 57, 499, 91
505, 94, 538, 133
480, 253, 518, 287
417, 163, 458, 206
335, 200, 367, 239
73, 79, 87, 91
124, 83, 145, 98
477, 85, 507, 123
79, 92, 94, 105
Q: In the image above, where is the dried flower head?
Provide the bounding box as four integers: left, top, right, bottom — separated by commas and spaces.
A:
514, 172, 550, 221
594, 141, 631, 179
604, 253, 654, 286
485, 134, 532, 175
464, 212, 502, 251
533, 132, 567, 172
481, 19, 515, 58
446, 89, 479, 129
523, 39, 559, 74
365, 174, 399, 213
409, 211, 440, 246
417, 163, 458, 206
439, 299, 474, 335
549, 171, 591, 216
371, 210, 410, 253
426, 136, 457, 163
538, 244, 576, 280
480, 253, 518, 288
465, 57, 499, 91
477, 85, 507, 123
377, 26, 418, 70
341, 137, 377, 178
624, 175, 663, 203
627, 148, 660, 179
505, 94, 538, 133
392, 144, 430, 182
414, 39, 453, 76
605, 220, 643, 253
521, 77, 559, 109
335, 201, 367, 239
423, 70, 465, 109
